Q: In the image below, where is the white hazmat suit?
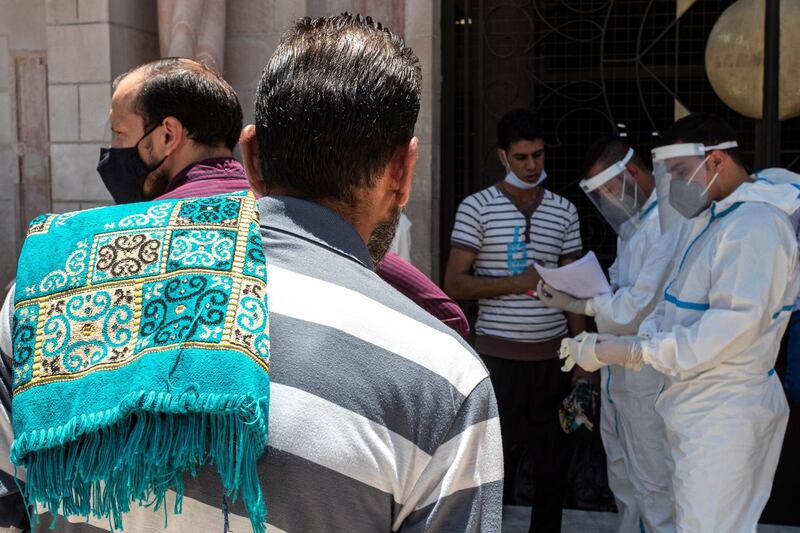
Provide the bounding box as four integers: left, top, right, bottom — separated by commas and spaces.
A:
594, 192, 681, 533
638, 181, 800, 532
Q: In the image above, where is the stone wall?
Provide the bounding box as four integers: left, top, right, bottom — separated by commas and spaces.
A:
47, 0, 158, 215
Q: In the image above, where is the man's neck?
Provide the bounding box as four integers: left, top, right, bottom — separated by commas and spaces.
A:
641, 182, 655, 199
267, 187, 373, 244
499, 180, 539, 201
166, 145, 234, 181
714, 167, 750, 202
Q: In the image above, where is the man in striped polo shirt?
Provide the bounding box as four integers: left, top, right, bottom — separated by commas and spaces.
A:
0, 14, 502, 533
444, 109, 585, 532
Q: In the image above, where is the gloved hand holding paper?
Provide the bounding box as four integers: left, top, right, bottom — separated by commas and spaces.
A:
533, 251, 611, 299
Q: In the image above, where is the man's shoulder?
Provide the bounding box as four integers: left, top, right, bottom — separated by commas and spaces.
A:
540, 188, 576, 212
267, 246, 487, 392
458, 185, 501, 211
722, 201, 794, 242
266, 259, 492, 479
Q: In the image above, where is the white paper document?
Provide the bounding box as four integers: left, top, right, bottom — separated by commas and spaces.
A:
533, 251, 611, 299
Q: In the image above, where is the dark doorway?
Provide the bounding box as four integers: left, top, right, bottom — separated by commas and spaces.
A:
441, 0, 800, 525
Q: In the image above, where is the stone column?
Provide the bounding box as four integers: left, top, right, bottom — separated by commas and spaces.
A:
225, 0, 306, 125
404, 0, 440, 278
158, 0, 227, 73
304, 0, 440, 277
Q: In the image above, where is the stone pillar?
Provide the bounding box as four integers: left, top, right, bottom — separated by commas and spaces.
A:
404, 0, 440, 278
45, 0, 158, 217
225, 0, 306, 126
158, 0, 227, 73
304, 0, 440, 277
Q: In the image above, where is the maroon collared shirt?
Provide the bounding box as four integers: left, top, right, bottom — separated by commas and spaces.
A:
157, 157, 250, 200
377, 251, 470, 338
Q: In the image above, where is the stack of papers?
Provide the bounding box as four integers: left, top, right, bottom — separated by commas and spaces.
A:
533, 251, 611, 299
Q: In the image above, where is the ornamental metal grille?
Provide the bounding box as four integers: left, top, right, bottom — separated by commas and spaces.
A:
441, 0, 800, 273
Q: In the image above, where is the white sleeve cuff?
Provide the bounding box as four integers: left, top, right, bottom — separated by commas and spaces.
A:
587, 293, 612, 317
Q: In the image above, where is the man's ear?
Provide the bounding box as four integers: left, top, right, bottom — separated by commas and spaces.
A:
240, 124, 267, 197
496, 147, 508, 169
707, 150, 725, 174
625, 162, 639, 180
392, 136, 418, 207
161, 116, 184, 155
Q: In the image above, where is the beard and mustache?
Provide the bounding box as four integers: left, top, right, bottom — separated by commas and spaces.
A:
367, 205, 402, 269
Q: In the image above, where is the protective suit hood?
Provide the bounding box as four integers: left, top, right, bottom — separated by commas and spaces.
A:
715, 179, 800, 217
754, 168, 800, 186
752, 168, 800, 233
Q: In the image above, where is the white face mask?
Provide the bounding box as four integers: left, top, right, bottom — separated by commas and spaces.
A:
502, 151, 546, 190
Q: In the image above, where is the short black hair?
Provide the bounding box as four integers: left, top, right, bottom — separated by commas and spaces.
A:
254, 13, 421, 205
658, 112, 743, 166
115, 58, 243, 150
496, 109, 544, 151
581, 137, 647, 177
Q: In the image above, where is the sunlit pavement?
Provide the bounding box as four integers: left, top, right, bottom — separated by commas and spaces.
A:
502, 506, 800, 532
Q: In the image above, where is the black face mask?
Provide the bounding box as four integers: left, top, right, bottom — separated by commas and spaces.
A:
96, 126, 167, 204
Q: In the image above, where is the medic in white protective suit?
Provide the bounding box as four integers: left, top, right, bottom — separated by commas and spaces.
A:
559, 113, 800, 533
537, 139, 682, 533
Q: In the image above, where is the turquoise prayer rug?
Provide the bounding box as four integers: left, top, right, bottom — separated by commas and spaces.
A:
10, 191, 270, 532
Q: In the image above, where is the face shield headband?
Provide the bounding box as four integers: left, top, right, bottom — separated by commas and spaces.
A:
579, 148, 645, 239
651, 141, 738, 167
579, 147, 635, 199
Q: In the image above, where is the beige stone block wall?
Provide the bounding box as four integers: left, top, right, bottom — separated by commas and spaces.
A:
109, 1, 158, 79
0, 24, 12, 288
48, 84, 79, 142
77, 0, 109, 23
79, 83, 111, 141
47, 24, 111, 83
50, 142, 110, 201
46, 0, 78, 25
45, 0, 159, 226
46, 0, 108, 216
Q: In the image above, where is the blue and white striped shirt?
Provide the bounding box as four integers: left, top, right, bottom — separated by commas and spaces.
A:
451, 185, 582, 344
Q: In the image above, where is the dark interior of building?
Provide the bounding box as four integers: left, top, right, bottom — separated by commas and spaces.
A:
440, 0, 800, 524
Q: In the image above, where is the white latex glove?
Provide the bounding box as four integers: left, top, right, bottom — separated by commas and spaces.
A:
594, 334, 645, 371
559, 332, 605, 372
536, 281, 596, 316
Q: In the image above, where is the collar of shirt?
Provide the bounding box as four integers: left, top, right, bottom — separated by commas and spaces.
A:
257, 195, 374, 271
163, 157, 246, 194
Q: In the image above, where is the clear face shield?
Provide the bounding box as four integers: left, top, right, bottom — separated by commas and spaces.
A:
579, 148, 646, 240
652, 141, 738, 233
